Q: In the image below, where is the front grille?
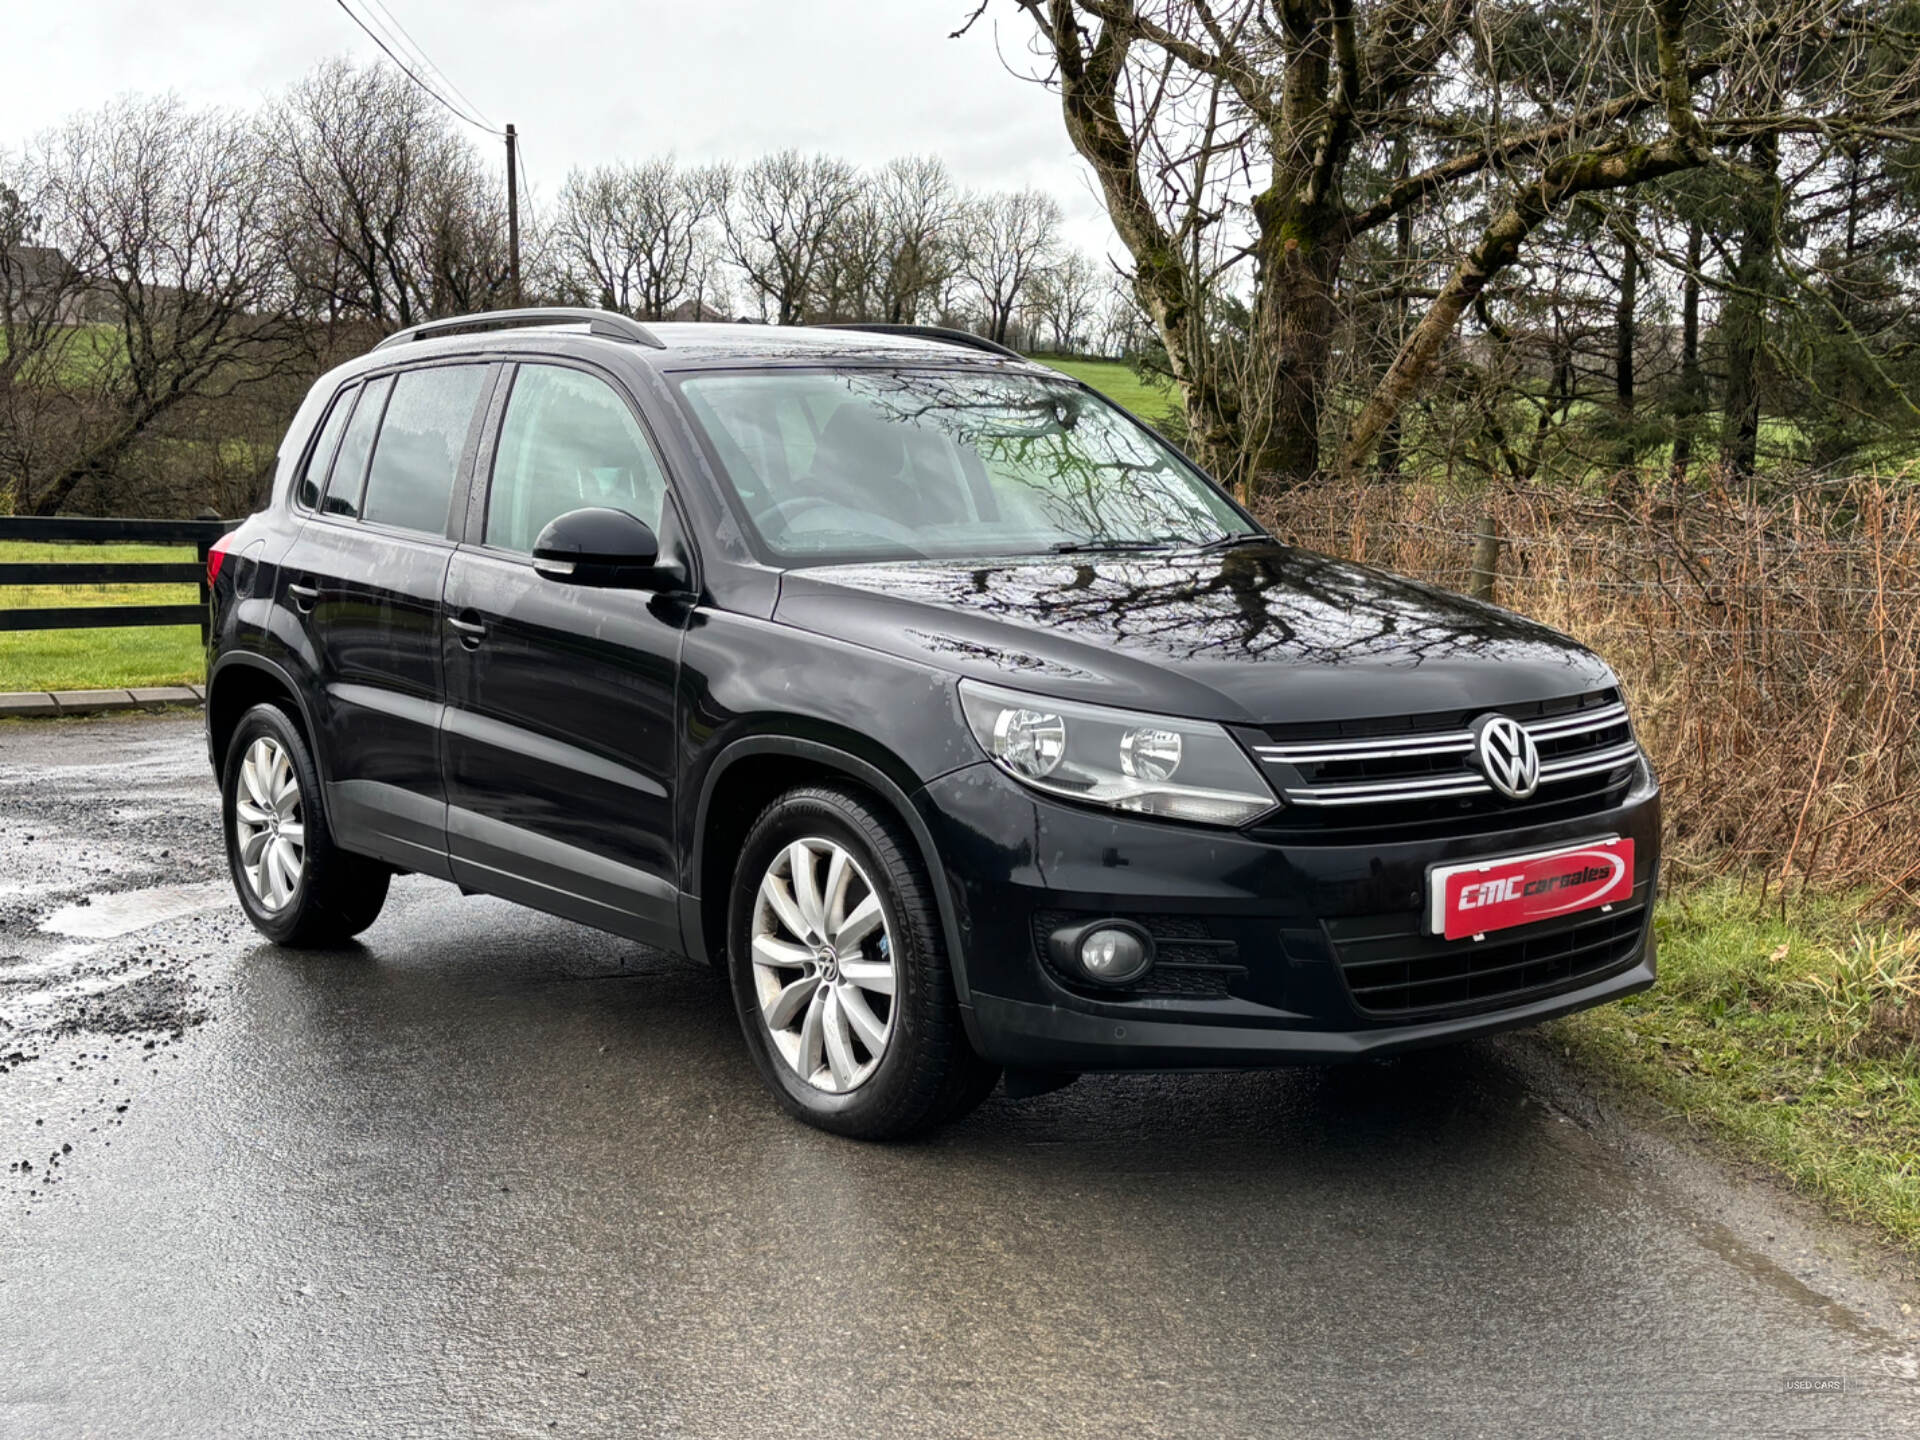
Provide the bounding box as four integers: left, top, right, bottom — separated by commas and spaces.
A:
1030, 910, 1244, 999
1248, 689, 1640, 841
1325, 899, 1648, 1019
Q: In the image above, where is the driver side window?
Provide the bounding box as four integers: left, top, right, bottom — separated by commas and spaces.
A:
485, 364, 669, 554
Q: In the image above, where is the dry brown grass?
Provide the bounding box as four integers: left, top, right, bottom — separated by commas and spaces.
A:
1257, 471, 1920, 907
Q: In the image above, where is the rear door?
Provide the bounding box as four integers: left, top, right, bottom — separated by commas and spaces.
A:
440, 359, 690, 947
279, 360, 495, 878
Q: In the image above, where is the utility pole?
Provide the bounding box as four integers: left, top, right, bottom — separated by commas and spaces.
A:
506, 123, 521, 306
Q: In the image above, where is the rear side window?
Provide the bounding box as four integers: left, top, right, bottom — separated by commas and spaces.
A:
321, 374, 391, 519
361, 365, 489, 537
485, 364, 669, 554
295, 385, 357, 510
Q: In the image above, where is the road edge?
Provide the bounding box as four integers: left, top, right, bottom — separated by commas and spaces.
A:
0, 686, 203, 718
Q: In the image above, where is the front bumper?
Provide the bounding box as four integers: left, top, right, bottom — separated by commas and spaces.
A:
915, 760, 1661, 1071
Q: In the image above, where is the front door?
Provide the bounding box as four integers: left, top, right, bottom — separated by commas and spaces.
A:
278, 361, 494, 878
440, 360, 689, 947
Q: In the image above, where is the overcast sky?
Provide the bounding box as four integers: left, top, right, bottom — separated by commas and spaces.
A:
1, 0, 1120, 255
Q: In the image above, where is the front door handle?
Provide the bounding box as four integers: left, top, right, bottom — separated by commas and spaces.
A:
448, 612, 488, 648
287, 582, 319, 613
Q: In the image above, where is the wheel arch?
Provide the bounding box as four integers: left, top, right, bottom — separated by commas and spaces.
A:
686, 736, 973, 1006
206, 652, 327, 797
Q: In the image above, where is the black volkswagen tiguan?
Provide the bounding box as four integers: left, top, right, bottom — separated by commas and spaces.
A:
205, 309, 1659, 1138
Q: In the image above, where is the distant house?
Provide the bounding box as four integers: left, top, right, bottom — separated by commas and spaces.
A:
0, 245, 115, 326
659, 297, 752, 324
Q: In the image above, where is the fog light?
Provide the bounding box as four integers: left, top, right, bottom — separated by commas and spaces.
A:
1077, 924, 1152, 984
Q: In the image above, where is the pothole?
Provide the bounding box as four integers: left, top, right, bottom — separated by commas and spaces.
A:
39, 882, 234, 940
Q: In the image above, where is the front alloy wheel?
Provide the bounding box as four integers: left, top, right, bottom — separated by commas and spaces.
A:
727, 785, 999, 1138
750, 837, 897, 1093
233, 736, 305, 911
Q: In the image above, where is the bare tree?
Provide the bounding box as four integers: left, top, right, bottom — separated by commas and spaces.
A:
958, 188, 1061, 344
0, 165, 88, 513
1096, 267, 1154, 355
267, 57, 510, 335
724, 150, 861, 324
5, 99, 296, 515
812, 176, 893, 321
876, 156, 962, 323
1028, 249, 1104, 352
551, 158, 726, 319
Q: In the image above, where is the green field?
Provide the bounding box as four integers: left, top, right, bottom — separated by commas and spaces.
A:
0, 540, 204, 692
1036, 356, 1178, 421
0, 322, 127, 388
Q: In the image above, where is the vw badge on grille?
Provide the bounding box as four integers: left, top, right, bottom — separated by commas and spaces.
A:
1471, 714, 1541, 799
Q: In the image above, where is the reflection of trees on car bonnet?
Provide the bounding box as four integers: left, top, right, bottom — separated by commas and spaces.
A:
822, 545, 1596, 676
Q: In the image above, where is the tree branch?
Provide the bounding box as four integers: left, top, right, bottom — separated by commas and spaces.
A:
1342, 134, 1704, 475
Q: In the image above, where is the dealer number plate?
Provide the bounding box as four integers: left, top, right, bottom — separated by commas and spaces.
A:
1429, 837, 1635, 941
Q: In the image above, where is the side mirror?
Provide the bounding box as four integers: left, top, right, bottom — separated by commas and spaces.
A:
531, 507, 665, 589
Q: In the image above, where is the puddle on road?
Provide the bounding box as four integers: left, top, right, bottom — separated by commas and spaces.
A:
39, 882, 234, 939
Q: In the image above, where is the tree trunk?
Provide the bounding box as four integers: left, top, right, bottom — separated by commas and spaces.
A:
1721, 134, 1778, 483
1244, 195, 1343, 494
1374, 177, 1415, 478
1612, 207, 1637, 475
24, 376, 205, 516
1670, 219, 1703, 482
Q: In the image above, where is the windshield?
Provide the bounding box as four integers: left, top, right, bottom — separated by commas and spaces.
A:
675, 368, 1257, 563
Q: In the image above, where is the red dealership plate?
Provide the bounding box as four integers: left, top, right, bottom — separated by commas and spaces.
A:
1428, 837, 1635, 941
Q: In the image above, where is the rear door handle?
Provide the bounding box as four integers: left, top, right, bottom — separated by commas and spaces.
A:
287, 582, 319, 613
448, 612, 487, 648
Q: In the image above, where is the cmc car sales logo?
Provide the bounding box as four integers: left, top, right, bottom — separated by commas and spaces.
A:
1432, 838, 1635, 940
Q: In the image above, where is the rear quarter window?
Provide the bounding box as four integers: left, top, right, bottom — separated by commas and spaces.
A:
320, 374, 392, 519
295, 384, 358, 511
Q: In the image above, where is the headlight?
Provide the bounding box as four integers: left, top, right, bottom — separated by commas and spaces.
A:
958, 680, 1277, 826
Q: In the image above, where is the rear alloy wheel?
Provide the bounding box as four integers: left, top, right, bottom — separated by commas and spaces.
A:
728, 786, 999, 1138
233, 736, 306, 913
222, 703, 390, 947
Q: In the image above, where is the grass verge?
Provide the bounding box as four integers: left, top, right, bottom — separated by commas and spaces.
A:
0, 541, 204, 692
1556, 882, 1920, 1253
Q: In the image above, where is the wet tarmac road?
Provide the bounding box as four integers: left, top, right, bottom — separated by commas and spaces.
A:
2, 713, 1917, 1438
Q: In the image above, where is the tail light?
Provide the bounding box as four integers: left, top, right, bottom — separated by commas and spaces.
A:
206, 533, 234, 587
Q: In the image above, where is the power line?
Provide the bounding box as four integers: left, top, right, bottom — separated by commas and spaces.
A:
357, 0, 497, 131
330, 0, 501, 135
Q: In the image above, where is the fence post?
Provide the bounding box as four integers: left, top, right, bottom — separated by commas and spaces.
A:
195, 509, 222, 645
1470, 512, 1501, 602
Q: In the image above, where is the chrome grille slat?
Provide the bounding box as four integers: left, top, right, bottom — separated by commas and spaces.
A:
1254, 735, 1475, 762
1286, 776, 1497, 807
1255, 701, 1629, 767
1526, 702, 1629, 740
1258, 693, 1639, 818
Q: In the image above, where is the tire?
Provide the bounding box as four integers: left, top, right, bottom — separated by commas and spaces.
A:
726, 785, 999, 1139
222, 702, 390, 947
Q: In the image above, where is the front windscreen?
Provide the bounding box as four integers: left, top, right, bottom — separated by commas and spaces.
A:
675, 368, 1256, 563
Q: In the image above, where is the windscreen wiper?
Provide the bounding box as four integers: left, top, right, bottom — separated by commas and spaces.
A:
1192, 531, 1272, 551
1047, 537, 1181, 555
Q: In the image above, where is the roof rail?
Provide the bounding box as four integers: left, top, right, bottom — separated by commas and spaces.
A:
819, 323, 1026, 361
372, 307, 666, 352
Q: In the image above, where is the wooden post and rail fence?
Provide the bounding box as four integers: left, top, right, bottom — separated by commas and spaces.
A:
0, 515, 236, 644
